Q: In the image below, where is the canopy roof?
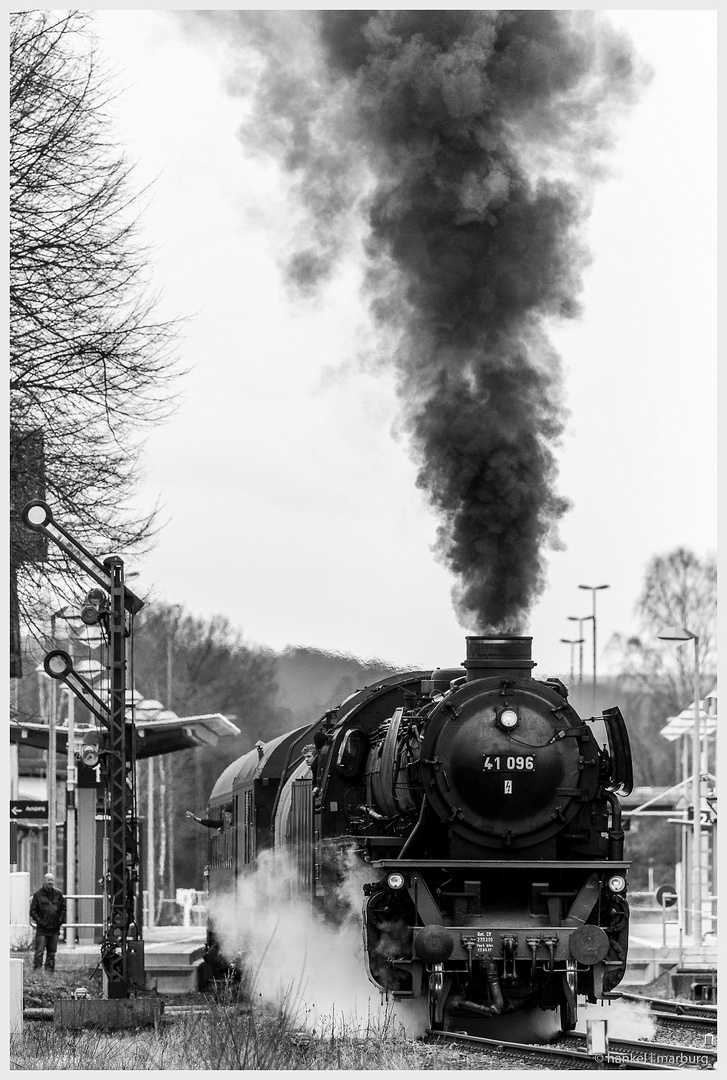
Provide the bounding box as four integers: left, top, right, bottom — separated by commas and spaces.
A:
11, 711, 240, 758
660, 688, 718, 743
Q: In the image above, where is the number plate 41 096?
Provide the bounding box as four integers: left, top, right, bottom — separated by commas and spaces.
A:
482, 754, 535, 772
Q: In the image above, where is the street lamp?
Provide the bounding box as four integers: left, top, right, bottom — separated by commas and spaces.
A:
578, 584, 610, 710
657, 626, 702, 945
567, 615, 593, 686
560, 638, 585, 686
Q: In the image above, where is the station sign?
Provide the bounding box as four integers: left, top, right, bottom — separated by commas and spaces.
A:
10, 800, 48, 820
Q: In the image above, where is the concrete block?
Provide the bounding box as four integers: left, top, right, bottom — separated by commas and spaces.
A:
145, 958, 204, 995
54, 998, 164, 1030
144, 943, 205, 968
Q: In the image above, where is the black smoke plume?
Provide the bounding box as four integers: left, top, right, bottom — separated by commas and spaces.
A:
189, 10, 647, 630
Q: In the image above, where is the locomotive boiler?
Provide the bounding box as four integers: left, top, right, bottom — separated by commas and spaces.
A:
203, 635, 632, 1031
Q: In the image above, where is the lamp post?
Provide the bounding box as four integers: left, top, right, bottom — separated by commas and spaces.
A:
46, 606, 79, 882
567, 615, 593, 687
35, 661, 57, 875
49, 608, 103, 949
49, 607, 80, 947
657, 627, 702, 945
560, 638, 585, 686
578, 584, 610, 710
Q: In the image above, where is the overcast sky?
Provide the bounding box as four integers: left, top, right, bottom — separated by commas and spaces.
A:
89, 7, 717, 683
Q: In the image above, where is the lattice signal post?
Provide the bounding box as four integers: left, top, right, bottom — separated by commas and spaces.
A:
23, 501, 145, 999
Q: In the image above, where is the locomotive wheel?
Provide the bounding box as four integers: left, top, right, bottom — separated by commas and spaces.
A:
559, 964, 578, 1032
428, 967, 453, 1031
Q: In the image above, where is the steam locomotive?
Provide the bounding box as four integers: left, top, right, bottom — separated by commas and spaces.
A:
203, 635, 632, 1031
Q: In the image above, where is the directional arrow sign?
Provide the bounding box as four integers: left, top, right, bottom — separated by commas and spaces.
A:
10, 800, 48, 820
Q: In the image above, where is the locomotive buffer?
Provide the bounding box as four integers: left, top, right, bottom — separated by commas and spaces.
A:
23, 501, 157, 1024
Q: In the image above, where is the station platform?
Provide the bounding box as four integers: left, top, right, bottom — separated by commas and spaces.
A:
17, 926, 208, 995
621, 917, 718, 994
17, 921, 718, 998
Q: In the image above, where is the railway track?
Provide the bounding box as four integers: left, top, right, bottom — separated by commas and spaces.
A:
616, 991, 717, 1024
566, 1030, 716, 1070
427, 1028, 717, 1070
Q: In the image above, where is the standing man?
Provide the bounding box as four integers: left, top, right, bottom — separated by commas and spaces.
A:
30, 872, 66, 973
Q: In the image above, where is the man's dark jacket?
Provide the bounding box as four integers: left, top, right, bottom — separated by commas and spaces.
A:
30, 886, 66, 933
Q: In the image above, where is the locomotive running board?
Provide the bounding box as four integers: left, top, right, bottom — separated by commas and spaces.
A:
372, 859, 629, 869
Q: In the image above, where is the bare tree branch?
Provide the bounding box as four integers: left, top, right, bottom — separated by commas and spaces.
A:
607, 547, 717, 718
10, 11, 183, 653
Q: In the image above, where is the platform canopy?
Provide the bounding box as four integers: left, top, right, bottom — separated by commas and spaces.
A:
134, 710, 241, 757
10, 706, 240, 759
660, 687, 718, 742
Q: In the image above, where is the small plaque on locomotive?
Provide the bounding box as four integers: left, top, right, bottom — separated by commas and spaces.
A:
475, 930, 494, 954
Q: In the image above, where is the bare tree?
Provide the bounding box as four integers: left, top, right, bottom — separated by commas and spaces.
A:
10, 10, 180, 661
132, 603, 284, 892
609, 547, 717, 718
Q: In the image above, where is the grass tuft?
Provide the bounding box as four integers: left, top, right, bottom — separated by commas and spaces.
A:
11, 949, 449, 1069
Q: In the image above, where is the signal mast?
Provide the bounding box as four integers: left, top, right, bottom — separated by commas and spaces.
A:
23, 500, 145, 999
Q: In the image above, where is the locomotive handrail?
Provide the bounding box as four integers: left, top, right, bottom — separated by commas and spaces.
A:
397, 796, 428, 858
603, 789, 626, 860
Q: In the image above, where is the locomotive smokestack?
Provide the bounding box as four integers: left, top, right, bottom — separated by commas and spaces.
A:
464, 635, 535, 682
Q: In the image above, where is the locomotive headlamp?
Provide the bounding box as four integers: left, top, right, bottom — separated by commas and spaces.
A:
498, 707, 519, 730
607, 874, 627, 894
387, 872, 405, 891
